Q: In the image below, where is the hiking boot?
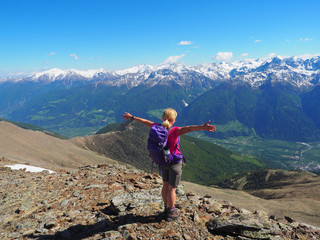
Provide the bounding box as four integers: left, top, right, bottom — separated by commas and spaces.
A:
162, 205, 170, 219
165, 208, 180, 222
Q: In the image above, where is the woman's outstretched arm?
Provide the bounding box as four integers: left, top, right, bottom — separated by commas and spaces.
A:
177, 120, 216, 136
122, 112, 154, 128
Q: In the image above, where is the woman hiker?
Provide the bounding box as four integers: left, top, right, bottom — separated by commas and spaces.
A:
122, 108, 216, 221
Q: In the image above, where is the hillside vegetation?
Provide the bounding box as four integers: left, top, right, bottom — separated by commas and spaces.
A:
180, 82, 320, 142
72, 120, 266, 185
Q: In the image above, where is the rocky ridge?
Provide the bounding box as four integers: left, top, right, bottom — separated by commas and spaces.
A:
0, 158, 319, 240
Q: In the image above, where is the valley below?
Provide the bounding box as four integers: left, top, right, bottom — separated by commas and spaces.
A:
191, 132, 320, 173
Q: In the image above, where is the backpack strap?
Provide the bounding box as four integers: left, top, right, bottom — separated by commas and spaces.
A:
173, 137, 180, 154
171, 137, 187, 163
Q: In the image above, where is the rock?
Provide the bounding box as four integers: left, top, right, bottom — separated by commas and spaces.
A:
84, 184, 107, 189
206, 214, 274, 239
68, 210, 81, 218
60, 199, 69, 207
110, 189, 163, 213
187, 195, 198, 202
15, 208, 25, 214
177, 184, 186, 196
285, 216, 295, 223
124, 184, 134, 192
72, 190, 81, 197
134, 183, 147, 189
23, 229, 35, 235
193, 211, 200, 223
240, 208, 252, 215
44, 221, 56, 229
104, 230, 121, 239
1, 162, 319, 240
183, 233, 192, 240
254, 210, 268, 217
154, 178, 163, 185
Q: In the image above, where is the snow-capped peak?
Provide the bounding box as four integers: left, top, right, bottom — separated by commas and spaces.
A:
30, 68, 108, 82
32, 68, 66, 80
2, 55, 320, 88
114, 64, 154, 75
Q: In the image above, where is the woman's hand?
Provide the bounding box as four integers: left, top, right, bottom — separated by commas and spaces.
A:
202, 120, 216, 132
121, 112, 154, 128
178, 120, 216, 136
122, 112, 133, 120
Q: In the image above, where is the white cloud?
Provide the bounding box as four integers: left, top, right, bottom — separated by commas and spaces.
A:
48, 52, 56, 56
263, 53, 319, 60
214, 52, 233, 62
163, 54, 186, 64
300, 38, 313, 42
268, 53, 277, 58
241, 53, 249, 57
178, 41, 192, 45
89, 56, 102, 61
70, 53, 79, 60
297, 53, 320, 60
254, 40, 262, 43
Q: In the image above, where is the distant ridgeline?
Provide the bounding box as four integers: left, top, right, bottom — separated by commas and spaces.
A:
214, 168, 320, 190
1, 56, 320, 142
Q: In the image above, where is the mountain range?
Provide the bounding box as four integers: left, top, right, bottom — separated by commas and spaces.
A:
5, 55, 320, 87
1, 55, 320, 142
1, 55, 320, 238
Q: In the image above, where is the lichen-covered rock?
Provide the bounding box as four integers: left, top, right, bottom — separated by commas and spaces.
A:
0, 160, 319, 239
110, 188, 162, 213
206, 214, 272, 239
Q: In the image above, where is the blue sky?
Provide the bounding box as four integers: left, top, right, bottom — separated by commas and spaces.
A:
1, 0, 319, 76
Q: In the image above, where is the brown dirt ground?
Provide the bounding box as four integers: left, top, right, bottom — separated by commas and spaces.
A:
0, 121, 116, 171
182, 180, 320, 228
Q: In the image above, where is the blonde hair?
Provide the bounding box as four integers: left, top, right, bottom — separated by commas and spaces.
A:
161, 108, 177, 129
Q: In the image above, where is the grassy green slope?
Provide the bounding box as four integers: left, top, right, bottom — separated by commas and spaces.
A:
180, 135, 265, 185
93, 121, 266, 185
181, 82, 320, 142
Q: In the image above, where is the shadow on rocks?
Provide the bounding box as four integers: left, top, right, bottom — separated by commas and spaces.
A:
24, 211, 164, 240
